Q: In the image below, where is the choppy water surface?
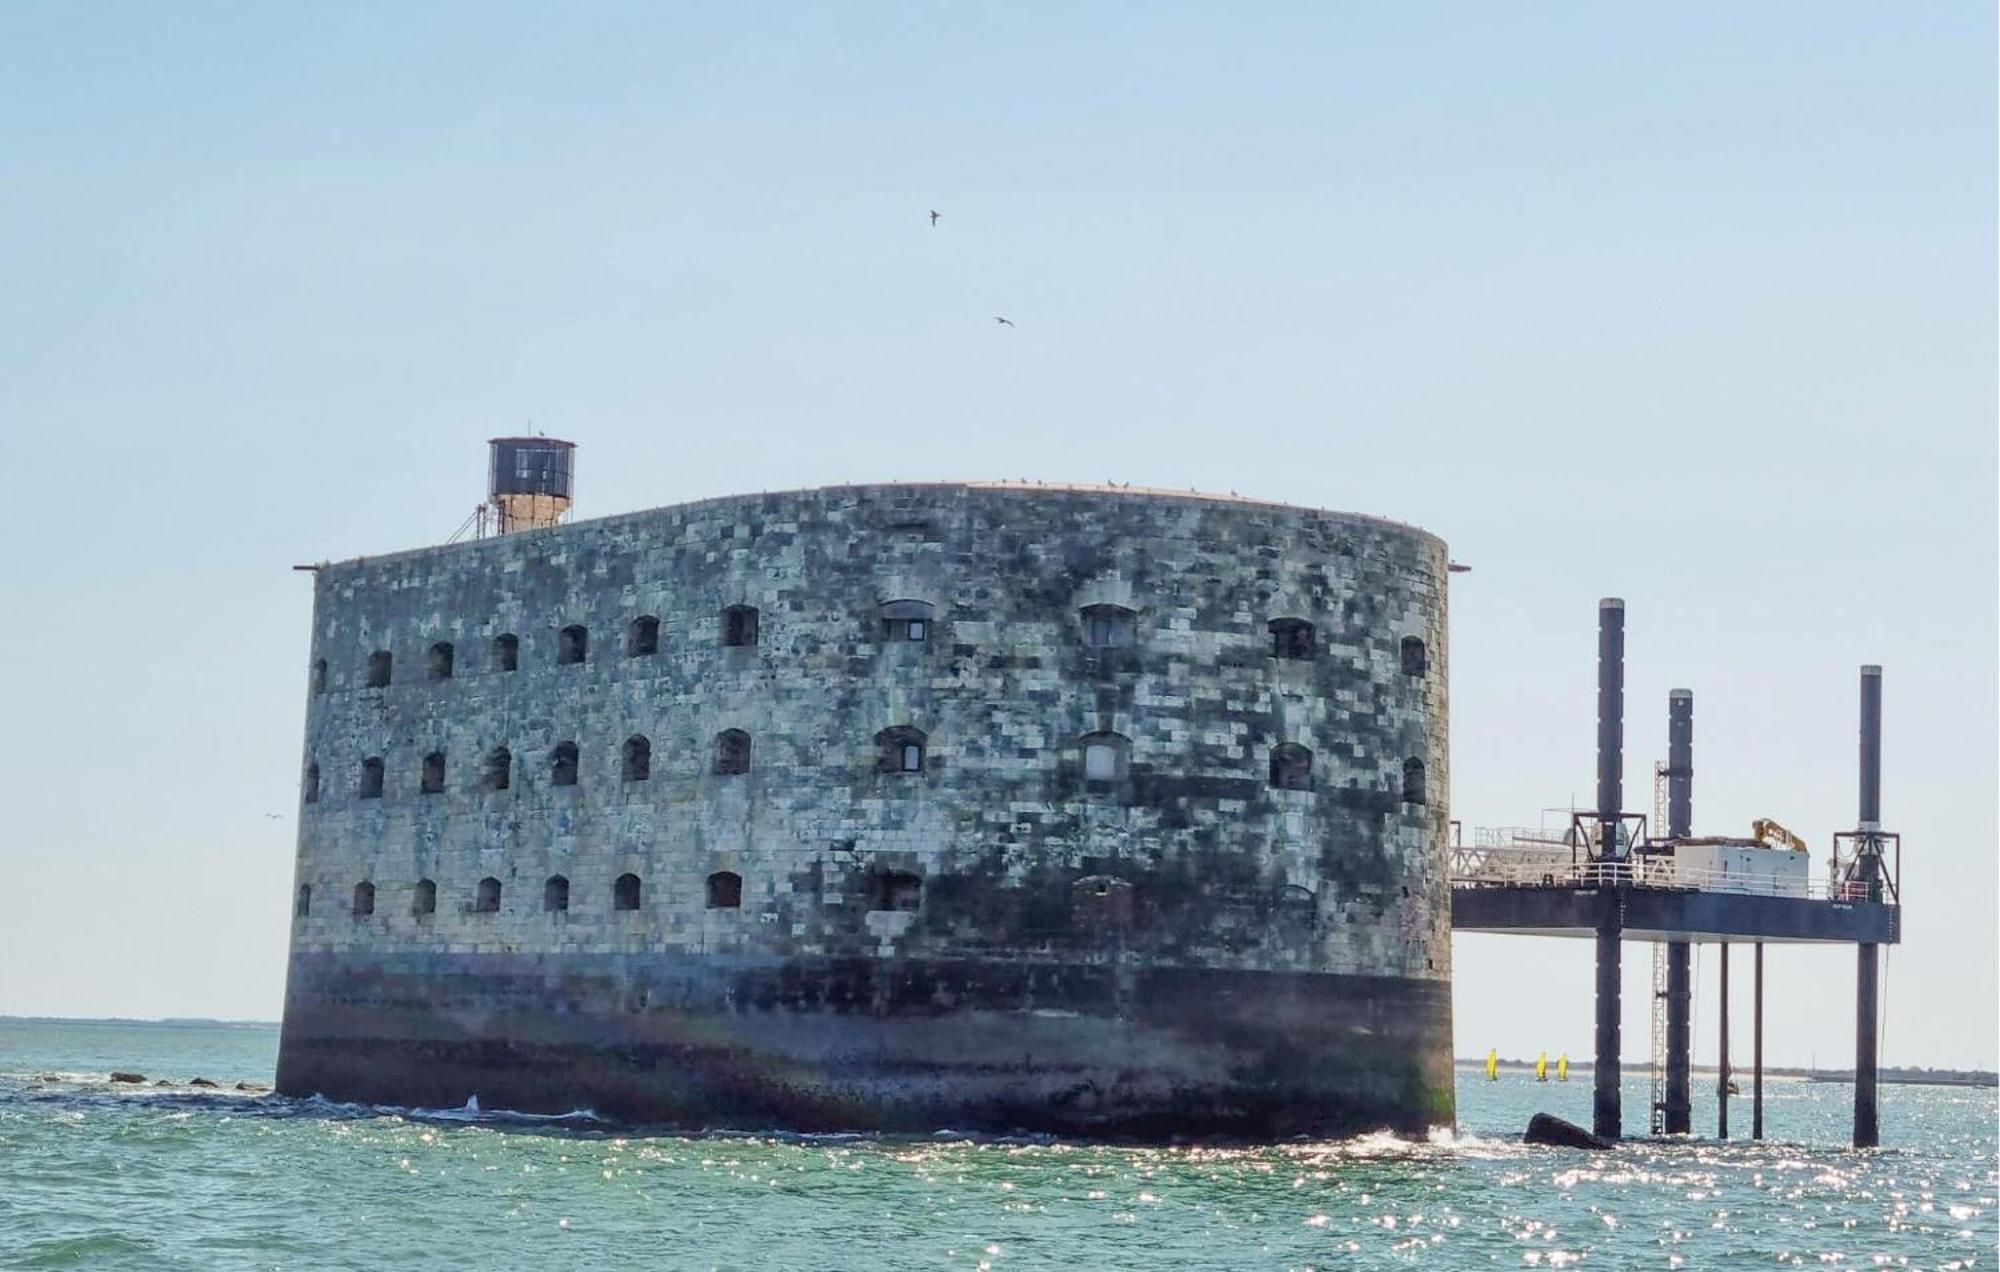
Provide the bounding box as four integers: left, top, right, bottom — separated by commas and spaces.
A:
0, 1020, 1992, 1269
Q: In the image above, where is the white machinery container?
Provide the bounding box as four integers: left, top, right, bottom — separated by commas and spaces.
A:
1668, 839, 1809, 898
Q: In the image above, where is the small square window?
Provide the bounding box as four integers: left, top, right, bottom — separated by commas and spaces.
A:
722, 606, 760, 647
901, 744, 923, 772
1085, 744, 1119, 781
1081, 605, 1136, 649
879, 601, 934, 645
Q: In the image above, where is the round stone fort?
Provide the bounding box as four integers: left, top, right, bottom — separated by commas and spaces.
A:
278, 481, 1455, 1138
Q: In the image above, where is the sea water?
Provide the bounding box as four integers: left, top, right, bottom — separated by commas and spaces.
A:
0, 1018, 1992, 1269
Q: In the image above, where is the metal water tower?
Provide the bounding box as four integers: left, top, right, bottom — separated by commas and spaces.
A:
487, 437, 575, 534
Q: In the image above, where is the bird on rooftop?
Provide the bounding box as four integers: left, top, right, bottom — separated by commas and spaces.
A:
930, 209, 940, 226
994, 316, 1014, 327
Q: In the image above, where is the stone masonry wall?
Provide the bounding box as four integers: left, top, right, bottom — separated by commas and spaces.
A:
291, 483, 1450, 984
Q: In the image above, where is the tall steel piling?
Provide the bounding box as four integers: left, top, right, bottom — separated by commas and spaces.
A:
1718, 943, 1731, 1139
1667, 690, 1693, 838
1664, 689, 1694, 1135
1855, 665, 1883, 1149
1593, 599, 1626, 1142
1753, 943, 1765, 1140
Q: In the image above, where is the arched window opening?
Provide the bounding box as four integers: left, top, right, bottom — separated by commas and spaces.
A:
304, 762, 320, 804
1402, 757, 1427, 805
614, 872, 642, 912
1400, 636, 1428, 677
1274, 884, 1318, 933
721, 605, 760, 648
557, 625, 588, 666
876, 726, 927, 774
622, 735, 652, 782
1269, 617, 1316, 660
714, 729, 751, 776
474, 876, 502, 914
491, 633, 519, 672
427, 641, 455, 680
867, 870, 924, 913
365, 650, 393, 688
551, 741, 580, 787
1081, 732, 1129, 783
1080, 604, 1136, 649
627, 615, 660, 657
311, 659, 328, 695
880, 599, 934, 643
706, 870, 743, 910
412, 879, 437, 916
295, 884, 312, 917
483, 746, 512, 792
421, 751, 446, 795
352, 881, 376, 917
1269, 743, 1314, 792
359, 756, 385, 799
543, 874, 570, 913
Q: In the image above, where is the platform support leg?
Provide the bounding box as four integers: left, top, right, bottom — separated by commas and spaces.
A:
1855, 942, 1880, 1147
1753, 943, 1765, 1141
1665, 941, 1692, 1134
1853, 663, 1884, 1149
1593, 900, 1622, 1141
1718, 943, 1730, 1140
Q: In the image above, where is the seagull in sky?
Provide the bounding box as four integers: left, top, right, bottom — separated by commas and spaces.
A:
994, 316, 1014, 327
929, 209, 940, 226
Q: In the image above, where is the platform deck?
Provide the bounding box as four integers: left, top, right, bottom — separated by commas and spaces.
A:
1450, 884, 1900, 945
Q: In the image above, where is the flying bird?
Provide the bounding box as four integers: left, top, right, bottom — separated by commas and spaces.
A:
994, 316, 1014, 327
929, 209, 940, 226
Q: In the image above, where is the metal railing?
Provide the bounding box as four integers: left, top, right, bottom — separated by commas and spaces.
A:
1449, 846, 1858, 901
1469, 825, 1582, 850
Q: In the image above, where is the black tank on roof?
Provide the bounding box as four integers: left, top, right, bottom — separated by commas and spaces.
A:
488, 437, 575, 500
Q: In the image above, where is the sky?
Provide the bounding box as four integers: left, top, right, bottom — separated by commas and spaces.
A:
0, 3, 1992, 1070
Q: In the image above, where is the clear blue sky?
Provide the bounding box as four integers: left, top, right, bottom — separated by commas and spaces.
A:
1, 3, 1992, 1069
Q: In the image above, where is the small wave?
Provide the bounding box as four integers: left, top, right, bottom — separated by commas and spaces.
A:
12, 1232, 157, 1265
412, 1103, 607, 1127
292, 1091, 607, 1129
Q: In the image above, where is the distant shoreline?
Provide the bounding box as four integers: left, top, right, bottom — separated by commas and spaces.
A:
1457, 1058, 1998, 1088
1, 1015, 278, 1028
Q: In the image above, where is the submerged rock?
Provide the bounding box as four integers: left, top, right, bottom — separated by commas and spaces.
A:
108, 1072, 146, 1084
189, 1078, 218, 1088
234, 1082, 269, 1092
1523, 1112, 1613, 1151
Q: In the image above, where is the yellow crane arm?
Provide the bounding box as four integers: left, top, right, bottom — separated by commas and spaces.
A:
1752, 817, 1809, 854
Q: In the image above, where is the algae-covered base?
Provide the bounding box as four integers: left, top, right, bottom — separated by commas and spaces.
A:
277, 951, 1454, 1140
